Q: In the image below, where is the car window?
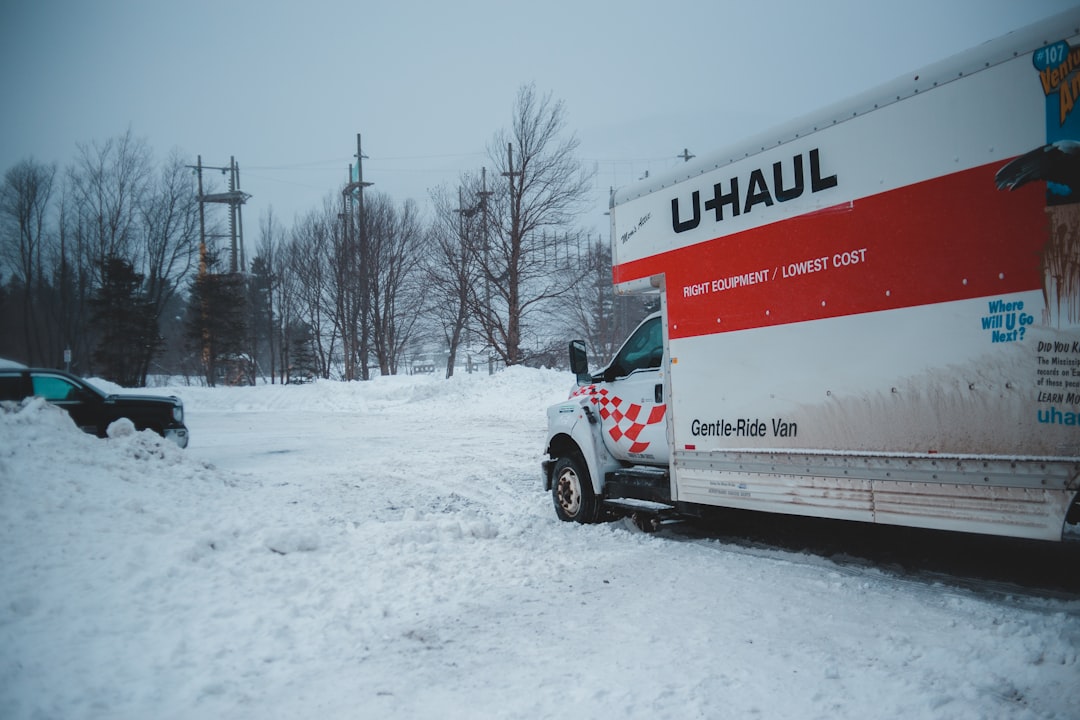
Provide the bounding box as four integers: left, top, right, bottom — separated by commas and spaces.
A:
611, 316, 663, 378
31, 375, 81, 402
0, 374, 27, 401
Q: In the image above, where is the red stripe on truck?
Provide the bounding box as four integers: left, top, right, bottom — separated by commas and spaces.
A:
613, 161, 1047, 340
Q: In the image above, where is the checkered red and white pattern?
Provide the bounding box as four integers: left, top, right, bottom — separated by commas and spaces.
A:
571, 385, 666, 454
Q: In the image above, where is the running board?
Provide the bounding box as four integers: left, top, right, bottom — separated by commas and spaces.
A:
603, 467, 676, 532
602, 497, 679, 532
605, 466, 672, 503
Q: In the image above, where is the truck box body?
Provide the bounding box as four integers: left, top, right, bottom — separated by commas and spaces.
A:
548, 10, 1080, 541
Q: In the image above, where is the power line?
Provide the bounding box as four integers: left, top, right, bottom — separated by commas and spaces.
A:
246, 150, 485, 172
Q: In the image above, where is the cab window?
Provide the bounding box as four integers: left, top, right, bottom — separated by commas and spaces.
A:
0, 374, 29, 401
609, 316, 663, 378
31, 375, 81, 402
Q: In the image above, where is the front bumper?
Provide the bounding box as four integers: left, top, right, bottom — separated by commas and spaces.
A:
165, 426, 189, 449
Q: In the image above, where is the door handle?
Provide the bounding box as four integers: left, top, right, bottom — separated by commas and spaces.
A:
655, 384, 663, 403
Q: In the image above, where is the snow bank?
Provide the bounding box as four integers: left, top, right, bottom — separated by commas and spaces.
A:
1, 369, 1078, 719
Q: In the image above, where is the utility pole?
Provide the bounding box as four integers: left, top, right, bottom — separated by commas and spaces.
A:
233, 157, 246, 272
454, 185, 468, 243
501, 143, 522, 368
478, 167, 493, 373
452, 185, 470, 379
342, 133, 373, 380
340, 164, 356, 381
195, 155, 206, 261
502, 142, 520, 205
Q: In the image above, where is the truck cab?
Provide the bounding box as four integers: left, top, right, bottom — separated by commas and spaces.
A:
543, 312, 673, 523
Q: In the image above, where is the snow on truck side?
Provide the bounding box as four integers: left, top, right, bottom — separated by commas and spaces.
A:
545, 9, 1080, 541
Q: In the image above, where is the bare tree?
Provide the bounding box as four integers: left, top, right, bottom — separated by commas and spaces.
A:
62, 130, 154, 373
254, 208, 286, 382
0, 158, 56, 365
565, 235, 652, 363
288, 203, 340, 378
49, 186, 91, 371
427, 180, 485, 377
139, 152, 200, 308
135, 151, 201, 380
477, 84, 594, 366
67, 129, 153, 288
270, 216, 302, 384
364, 194, 426, 375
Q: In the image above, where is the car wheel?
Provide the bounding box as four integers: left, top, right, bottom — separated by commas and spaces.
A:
552, 456, 600, 523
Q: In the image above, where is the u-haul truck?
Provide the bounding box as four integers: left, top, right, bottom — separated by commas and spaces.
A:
543, 9, 1080, 541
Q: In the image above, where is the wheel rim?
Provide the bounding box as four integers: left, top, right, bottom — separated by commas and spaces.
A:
555, 466, 582, 516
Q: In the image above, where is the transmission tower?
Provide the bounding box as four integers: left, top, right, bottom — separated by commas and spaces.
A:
188, 155, 252, 273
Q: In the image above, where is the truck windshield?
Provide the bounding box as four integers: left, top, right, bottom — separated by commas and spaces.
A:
608, 316, 663, 379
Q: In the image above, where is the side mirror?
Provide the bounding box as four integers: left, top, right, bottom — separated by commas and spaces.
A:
569, 340, 590, 385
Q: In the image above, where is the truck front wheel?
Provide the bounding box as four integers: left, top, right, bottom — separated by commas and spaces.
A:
552, 456, 600, 523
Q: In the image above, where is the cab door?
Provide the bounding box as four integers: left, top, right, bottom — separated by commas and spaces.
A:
30, 372, 103, 434
581, 315, 669, 465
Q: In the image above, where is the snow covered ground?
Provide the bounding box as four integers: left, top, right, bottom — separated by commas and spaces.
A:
1, 367, 1078, 719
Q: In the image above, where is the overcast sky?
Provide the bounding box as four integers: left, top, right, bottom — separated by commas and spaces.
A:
1, 0, 1076, 238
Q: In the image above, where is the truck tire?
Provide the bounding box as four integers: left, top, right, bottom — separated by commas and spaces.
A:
552, 456, 600, 523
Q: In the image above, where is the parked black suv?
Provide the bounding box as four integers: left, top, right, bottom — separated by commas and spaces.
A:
0, 367, 189, 448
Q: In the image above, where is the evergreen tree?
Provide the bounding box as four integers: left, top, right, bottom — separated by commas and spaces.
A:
286, 321, 317, 383
89, 255, 161, 386
0, 275, 13, 360
185, 246, 248, 386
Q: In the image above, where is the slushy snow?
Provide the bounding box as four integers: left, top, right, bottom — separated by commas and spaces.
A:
1, 366, 1077, 719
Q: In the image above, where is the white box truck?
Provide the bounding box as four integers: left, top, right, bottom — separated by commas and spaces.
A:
543, 9, 1080, 541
